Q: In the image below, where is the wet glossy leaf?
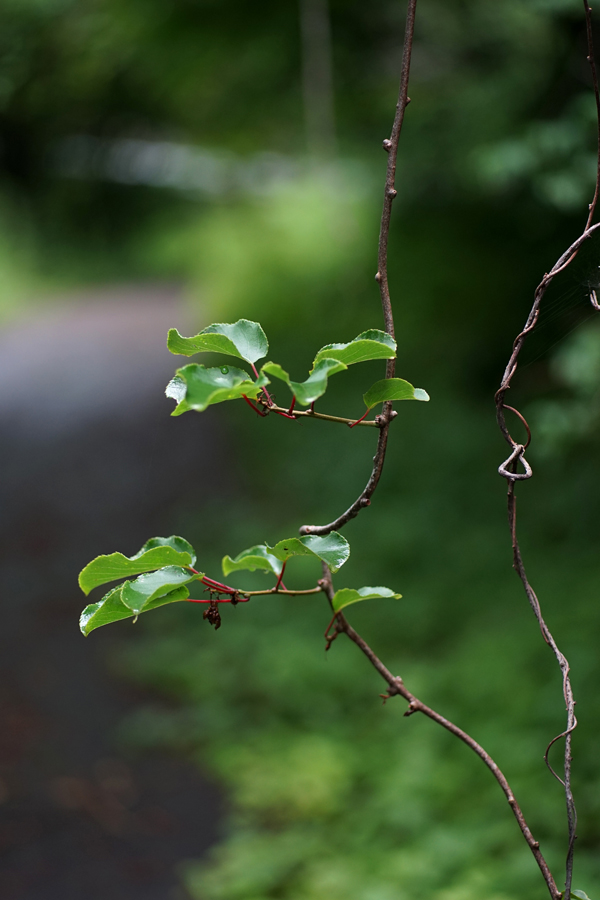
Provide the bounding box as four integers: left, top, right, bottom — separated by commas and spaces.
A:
79, 536, 196, 595
166, 364, 269, 415
313, 330, 396, 367
268, 532, 350, 573
332, 586, 402, 613
167, 319, 268, 364
80, 584, 190, 636
165, 374, 187, 405
262, 359, 347, 406
363, 377, 430, 410
222, 545, 283, 577
120, 566, 202, 615
141, 536, 196, 563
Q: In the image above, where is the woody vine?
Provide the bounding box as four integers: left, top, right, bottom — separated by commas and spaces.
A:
77, 2, 600, 898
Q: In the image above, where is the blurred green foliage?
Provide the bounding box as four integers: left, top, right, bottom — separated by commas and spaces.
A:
3, 0, 600, 897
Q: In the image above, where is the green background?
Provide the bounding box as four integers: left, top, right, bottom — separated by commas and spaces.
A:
2, 0, 600, 897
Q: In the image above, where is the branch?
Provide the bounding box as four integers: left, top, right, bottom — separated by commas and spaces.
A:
244, 586, 322, 596
188, 586, 323, 601
492, 7, 600, 890
297, 1, 595, 895
298, 1, 568, 896
584, 0, 600, 229
192, 569, 325, 600
496, 222, 600, 448
319, 566, 560, 900
494, 224, 600, 900
299, 416, 394, 534
267, 403, 381, 427
299, 0, 416, 536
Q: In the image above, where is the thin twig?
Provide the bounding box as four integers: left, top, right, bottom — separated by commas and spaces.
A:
495, 231, 600, 900
268, 403, 379, 427
319, 566, 560, 900
190, 566, 324, 600
294, 1, 570, 896
493, 7, 600, 887
584, 0, 600, 229
245, 585, 322, 596
299, 0, 416, 536
189, 586, 323, 600
299, 414, 391, 534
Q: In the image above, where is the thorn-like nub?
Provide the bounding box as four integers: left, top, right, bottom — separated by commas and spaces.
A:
382, 138, 392, 151
406, 96, 411, 105
387, 188, 397, 199
375, 271, 382, 282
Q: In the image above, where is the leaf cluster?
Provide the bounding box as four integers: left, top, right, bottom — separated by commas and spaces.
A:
79, 536, 201, 635
79, 528, 401, 633
166, 319, 429, 413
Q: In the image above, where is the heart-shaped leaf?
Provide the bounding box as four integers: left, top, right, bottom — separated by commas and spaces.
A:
363, 377, 429, 410
166, 365, 269, 415
222, 545, 283, 577
79, 536, 196, 595
167, 319, 269, 364
120, 566, 202, 615
313, 330, 396, 367
262, 358, 347, 406
332, 585, 402, 613
80, 583, 190, 636
267, 532, 350, 573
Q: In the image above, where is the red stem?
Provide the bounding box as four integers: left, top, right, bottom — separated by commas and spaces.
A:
348, 408, 370, 428
251, 363, 274, 406
274, 561, 287, 591
242, 394, 267, 416
287, 396, 296, 416
187, 596, 250, 604
202, 575, 237, 593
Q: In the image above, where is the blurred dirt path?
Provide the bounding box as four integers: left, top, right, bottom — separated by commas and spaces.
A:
0, 285, 222, 900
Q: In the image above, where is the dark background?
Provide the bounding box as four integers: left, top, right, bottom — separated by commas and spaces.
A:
0, 1, 599, 898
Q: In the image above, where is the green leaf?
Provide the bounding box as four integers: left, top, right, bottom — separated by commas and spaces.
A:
222, 545, 283, 578
140, 535, 196, 564
313, 330, 396, 367
261, 331, 396, 407
363, 377, 430, 410
166, 364, 269, 415
571, 891, 592, 899
262, 358, 347, 406
167, 319, 269, 364
79, 584, 190, 636
79, 535, 196, 595
267, 532, 350, 573
331, 586, 402, 613
120, 566, 202, 615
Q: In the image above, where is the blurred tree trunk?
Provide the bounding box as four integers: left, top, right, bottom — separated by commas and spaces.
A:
299, 0, 336, 158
